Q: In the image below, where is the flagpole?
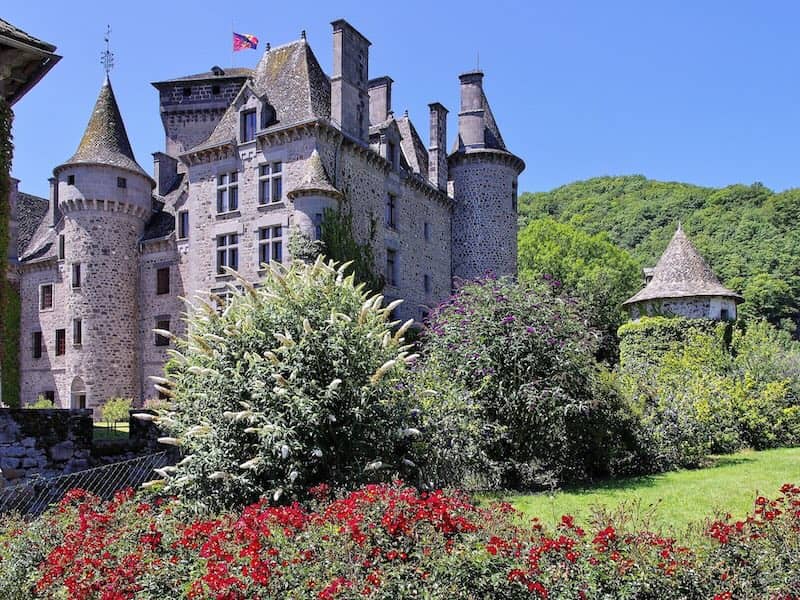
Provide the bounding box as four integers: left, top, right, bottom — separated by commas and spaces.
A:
231, 21, 235, 67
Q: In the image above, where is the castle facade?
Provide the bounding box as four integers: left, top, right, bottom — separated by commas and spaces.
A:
7, 20, 524, 409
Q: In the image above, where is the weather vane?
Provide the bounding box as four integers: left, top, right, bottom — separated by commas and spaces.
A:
101, 25, 114, 76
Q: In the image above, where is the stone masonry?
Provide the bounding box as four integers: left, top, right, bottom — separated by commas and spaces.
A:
8, 19, 524, 408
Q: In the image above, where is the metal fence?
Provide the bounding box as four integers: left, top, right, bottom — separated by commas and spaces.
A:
0, 451, 174, 517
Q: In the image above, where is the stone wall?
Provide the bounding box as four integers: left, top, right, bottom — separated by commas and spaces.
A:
0, 408, 92, 485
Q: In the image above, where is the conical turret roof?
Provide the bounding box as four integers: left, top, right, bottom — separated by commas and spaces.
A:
623, 225, 743, 305
59, 77, 150, 180
287, 149, 342, 199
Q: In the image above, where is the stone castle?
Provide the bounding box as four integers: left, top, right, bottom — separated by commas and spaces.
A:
6, 20, 524, 409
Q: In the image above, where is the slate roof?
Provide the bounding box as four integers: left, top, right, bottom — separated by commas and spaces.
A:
15, 191, 48, 256
58, 77, 152, 181
396, 114, 429, 178
0, 17, 60, 105
623, 225, 743, 305
287, 149, 341, 199
142, 209, 175, 241
193, 39, 330, 152
0, 18, 56, 52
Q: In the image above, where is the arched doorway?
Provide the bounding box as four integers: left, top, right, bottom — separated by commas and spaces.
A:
70, 377, 86, 409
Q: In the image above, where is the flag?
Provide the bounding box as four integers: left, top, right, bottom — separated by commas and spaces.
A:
233, 32, 258, 52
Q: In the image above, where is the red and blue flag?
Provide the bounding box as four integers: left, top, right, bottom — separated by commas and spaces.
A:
233, 32, 258, 52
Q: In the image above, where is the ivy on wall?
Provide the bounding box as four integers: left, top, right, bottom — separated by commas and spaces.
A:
0, 98, 15, 406
320, 206, 384, 294
1, 282, 20, 407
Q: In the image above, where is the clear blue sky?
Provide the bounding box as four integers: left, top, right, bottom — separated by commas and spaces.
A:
7, 1, 800, 199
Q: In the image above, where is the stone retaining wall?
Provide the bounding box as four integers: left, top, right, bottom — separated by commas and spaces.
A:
0, 408, 92, 485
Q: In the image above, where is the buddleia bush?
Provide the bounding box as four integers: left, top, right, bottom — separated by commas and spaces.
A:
142, 258, 418, 511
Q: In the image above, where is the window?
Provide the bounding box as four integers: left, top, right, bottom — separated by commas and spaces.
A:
216, 172, 239, 213
423, 274, 431, 294
178, 210, 189, 239
258, 226, 283, 266
72, 263, 81, 288
387, 140, 397, 169
40, 284, 53, 310
43, 390, 55, 404
216, 233, 239, 274
73, 319, 82, 346
241, 109, 257, 142
55, 329, 66, 356
156, 267, 170, 295
386, 249, 397, 286
58, 235, 65, 260
117, 176, 127, 189
182, 87, 191, 97
511, 180, 518, 212
423, 222, 431, 242
385, 194, 397, 229
212, 84, 220, 95
313, 213, 323, 240
155, 318, 170, 347
720, 308, 730, 321
32, 331, 42, 359
67, 174, 75, 185
258, 162, 283, 204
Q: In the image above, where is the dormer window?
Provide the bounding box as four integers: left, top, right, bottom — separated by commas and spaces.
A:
241, 109, 257, 142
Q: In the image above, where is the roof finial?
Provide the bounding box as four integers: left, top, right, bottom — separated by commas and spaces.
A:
300, 29, 307, 40
101, 25, 114, 78
476, 50, 480, 71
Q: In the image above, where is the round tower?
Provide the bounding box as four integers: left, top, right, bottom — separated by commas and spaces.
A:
52, 76, 154, 411
449, 71, 524, 281
287, 148, 343, 244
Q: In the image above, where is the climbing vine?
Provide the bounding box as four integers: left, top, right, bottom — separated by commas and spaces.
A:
0, 98, 14, 406
320, 206, 384, 294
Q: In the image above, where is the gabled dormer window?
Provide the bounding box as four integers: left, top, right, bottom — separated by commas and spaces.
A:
241, 109, 257, 142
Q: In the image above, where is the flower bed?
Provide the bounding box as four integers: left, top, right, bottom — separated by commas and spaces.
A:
1, 482, 799, 599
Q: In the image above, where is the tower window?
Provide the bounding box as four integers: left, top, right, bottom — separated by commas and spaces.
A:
386, 249, 398, 286
387, 140, 397, 169
385, 194, 397, 229
58, 235, 65, 260
67, 174, 75, 186
73, 319, 82, 346
182, 87, 192, 97
156, 267, 170, 295
216, 233, 239, 274
313, 213, 323, 240
720, 308, 730, 321
178, 210, 189, 239
216, 172, 239, 213
155, 318, 171, 347
423, 274, 431, 294
423, 222, 431, 241
117, 177, 127, 189
241, 109, 257, 142
32, 331, 43, 359
511, 180, 518, 212
72, 263, 81, 288
55, 329, 66, 356
40, 284, 54, 310
258, 162, 283, 204
258, 226, 283, 266
212, 84, 221, 95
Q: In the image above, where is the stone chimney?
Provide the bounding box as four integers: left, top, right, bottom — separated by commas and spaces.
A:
368, 76, 392, 125
153, 152, 178, 196
330, 19, 371, 143
428, 102, 448, 191
457, 71, 485, 149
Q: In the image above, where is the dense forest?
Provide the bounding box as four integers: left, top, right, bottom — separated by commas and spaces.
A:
518, 175, 800, 333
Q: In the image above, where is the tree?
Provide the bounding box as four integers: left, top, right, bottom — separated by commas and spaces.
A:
101, 397, 132, 430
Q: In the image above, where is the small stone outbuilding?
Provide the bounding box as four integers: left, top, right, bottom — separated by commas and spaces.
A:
623, 225, 743, 321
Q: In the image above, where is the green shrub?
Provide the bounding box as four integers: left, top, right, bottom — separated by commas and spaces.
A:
145, 258, 418, 511
423, 275, 642, 489
101, 397, 131, 427
28, 395, 54, 409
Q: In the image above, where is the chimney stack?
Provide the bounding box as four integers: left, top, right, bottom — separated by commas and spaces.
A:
428, 102, 448, 191
368, 76, 393, 125
457, 71, 485, 149
330, 19, 371, 143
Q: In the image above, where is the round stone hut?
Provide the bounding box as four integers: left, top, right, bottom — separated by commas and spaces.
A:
623, 225, 743, 321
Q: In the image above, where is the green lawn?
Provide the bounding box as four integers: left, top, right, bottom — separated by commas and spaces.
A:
93, 421, 130, 442
491, 447, 800, 533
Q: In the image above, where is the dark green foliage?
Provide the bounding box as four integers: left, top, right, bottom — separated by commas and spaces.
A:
423, 276, 644, 489
518, 217, 641, 361
1, 281, 19, 407
320, 207, 384, 294
519, 176, 800, 333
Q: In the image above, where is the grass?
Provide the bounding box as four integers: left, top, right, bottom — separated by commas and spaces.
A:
93, 421, 130, 442
491, 447, 800, 533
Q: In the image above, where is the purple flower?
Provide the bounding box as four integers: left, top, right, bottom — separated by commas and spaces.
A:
501, 315, 516, 325
525, 326, 536, 334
